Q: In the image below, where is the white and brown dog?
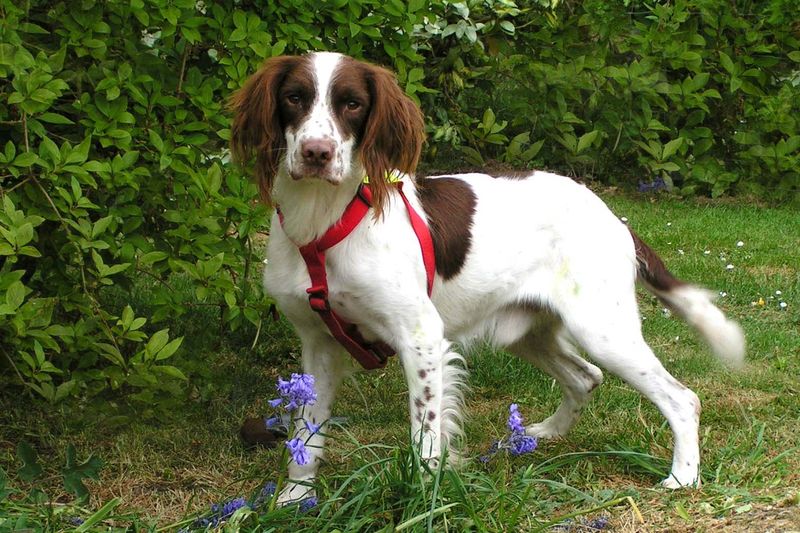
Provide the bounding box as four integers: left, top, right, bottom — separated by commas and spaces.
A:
230, 52, 745, 504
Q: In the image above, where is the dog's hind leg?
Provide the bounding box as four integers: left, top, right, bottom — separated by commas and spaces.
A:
508, 317, 603, 439
558, 292, 702, 488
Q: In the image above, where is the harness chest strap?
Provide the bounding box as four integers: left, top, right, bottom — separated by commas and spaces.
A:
283, 183, 435, 370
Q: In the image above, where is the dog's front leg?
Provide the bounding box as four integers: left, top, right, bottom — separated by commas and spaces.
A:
277, 335, 353, 505
397, 310, 465, 468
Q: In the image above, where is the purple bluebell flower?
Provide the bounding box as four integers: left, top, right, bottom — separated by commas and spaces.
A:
507, 403, 525, 434
268, 398, 283, 408
261, 481, 277, 497
193, 496, 249, 530
211, 496, 248, 519
264, 416, 281, 428
638, 176, 667, 193
286, 438, 310, 465
251, 481, 277, 508
276, 373, 317, 411
299, 496, 318, 512
304, 420, 321, 434
587, 516, 610, 530
481, 404, 538, 461
508, 434, 538, 455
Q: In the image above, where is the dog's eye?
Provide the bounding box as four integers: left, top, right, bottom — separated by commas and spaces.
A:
345, 100, 361, 111
286, 94, 301, 105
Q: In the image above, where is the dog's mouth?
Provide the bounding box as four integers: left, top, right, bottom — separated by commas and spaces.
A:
289, 155, 344, 184
289, 167, 340, 184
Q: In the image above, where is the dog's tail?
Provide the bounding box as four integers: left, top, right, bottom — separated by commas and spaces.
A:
630, 230, 745, 368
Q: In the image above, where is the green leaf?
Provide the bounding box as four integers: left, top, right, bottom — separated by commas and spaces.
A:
674, 501, 690, 521
576, 130, 599, 154
155, 336, 183, 361
17, 442, 42, 482
153, 365, 188, 380
520, 139, 545, 161
16, 223, 34, 247
145, 329, 170, 359
6, 281, 26, 310
655, 162, 680, 172
148, 129, 164, 152
121, 305, 134, 329
229, 28, 247, 41
38, 112, 74, 125
20, 22, 50, 34
83, 161, 106, 172
408, 0, 425, 12
0, 44, 15, 66
39, 136, 61, 165
719, 52, 735, 74
481, 108, 496, 131
207, 163, 222, 196
75, 498, 120, 532
224, 290, 237, 308
13, 152, 38, 167
4, 141, 15, 162
102, 263, 130, 277
233, 10, 247, 28
63, 444, 103, 501
201, 252, 225, 277
662, 138, 684, 160
139, 251, 168, 265
66, 137, 91, 164
91, 216, 113, 239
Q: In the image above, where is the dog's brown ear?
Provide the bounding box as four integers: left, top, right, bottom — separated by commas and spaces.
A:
359, 64, 426, 217
229, 56, 299, 204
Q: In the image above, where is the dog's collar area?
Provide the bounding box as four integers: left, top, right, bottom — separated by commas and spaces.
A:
279, 183, 435, 370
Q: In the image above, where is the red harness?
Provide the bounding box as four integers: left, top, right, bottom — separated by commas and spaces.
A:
281, 183, 435, 370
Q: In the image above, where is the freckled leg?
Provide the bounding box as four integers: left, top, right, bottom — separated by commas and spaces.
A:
399, 338, 444, 464
277, 336, 355, 505
397, 320, 466, 467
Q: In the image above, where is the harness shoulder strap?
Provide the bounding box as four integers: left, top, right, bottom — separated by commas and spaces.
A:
284, 183, 435, 370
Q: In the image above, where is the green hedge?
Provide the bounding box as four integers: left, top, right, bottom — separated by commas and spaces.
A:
0, 0, 436, 410
1, 0, 797, 412
427, 0, 800, 200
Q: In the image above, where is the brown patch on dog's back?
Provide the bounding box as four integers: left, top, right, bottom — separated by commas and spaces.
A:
417, 177, 477, 280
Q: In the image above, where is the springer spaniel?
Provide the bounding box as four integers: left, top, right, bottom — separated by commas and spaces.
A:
230, 52, 745, 504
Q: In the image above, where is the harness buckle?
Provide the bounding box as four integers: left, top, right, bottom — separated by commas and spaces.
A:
306, 286, 330, 312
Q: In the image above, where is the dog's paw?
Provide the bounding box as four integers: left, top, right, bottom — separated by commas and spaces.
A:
660, 475, 700, 489
276, 483, 316, 506
524, 421, 568, 440
422, 456, 441, 472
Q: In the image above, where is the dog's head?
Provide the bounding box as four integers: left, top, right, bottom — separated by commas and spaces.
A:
230, 52, 425, 215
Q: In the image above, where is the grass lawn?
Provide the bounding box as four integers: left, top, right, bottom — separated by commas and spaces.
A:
1, 189, 798, 531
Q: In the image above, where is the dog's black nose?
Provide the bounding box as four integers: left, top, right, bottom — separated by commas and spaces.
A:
301, 139, 334, 165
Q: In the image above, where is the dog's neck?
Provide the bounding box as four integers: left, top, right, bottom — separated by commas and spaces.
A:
272, 170, 364, 246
